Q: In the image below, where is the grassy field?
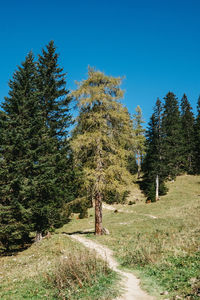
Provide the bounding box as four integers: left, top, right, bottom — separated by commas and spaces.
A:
0, 233, 119, 299
60, 175, 200, 299
1, 175, 199, 299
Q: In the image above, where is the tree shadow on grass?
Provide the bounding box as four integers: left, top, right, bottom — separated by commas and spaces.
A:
1, 242, 33, 257
62, 230, 95, 236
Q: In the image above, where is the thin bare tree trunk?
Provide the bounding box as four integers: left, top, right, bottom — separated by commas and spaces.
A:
156, 175, 159, 201
95, 139, 103, 235
137, 151, 141, 179
35, 231, 43, 242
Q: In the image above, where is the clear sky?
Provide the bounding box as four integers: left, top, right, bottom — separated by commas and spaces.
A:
0, 0, 200, 124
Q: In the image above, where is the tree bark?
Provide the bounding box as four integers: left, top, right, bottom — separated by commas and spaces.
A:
137, 151, 141, 179
95, 138, 103, 235
156, 175, 159, 201
95, 191, 103, 235
35, 231, 43, 242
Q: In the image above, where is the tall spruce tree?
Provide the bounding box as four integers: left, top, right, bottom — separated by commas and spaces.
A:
132, 105, 145, 178
195, 96, 200, 173
143, 98, 167, 201
162, 92, 183, 179
37, 40, 71, 140
0, 53, 40, 252
180, 94, 195, 173
33, 41, 73, 240
71, 67, 134, 235
0, 43, 73, 251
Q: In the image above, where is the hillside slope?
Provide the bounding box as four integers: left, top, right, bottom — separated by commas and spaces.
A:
61, 175, 200, 299
0, 234, 119, 299
1, 175, 199, 299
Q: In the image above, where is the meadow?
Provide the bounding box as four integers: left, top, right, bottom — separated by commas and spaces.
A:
1, 175, 199, 299
0, 234, 119, 299
61, 175, 200, 299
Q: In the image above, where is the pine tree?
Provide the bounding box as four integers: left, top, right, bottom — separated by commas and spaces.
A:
32, 41, 73, 240
71, 67, 134, 235
162, 92, 183, 179
143, 98, 167, 201
37, 40, 71, 140
0, 43, 73, 251
180, 94, 195, 173
127, 155, 138, 175
132, 106, 145, 178
195, 96, 200, 173
0, 53, 40, 252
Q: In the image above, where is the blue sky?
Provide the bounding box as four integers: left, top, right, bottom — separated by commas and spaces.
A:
0, 0, 200, 124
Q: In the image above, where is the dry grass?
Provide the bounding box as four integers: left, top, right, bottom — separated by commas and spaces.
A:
0, 234, 118, 299
46, 250, 112, 299
60, 175, 200, 299
2, 175, 199, 299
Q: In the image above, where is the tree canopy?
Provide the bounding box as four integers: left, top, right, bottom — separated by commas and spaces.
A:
71, 67, 134, 234
0, 42, 73, 252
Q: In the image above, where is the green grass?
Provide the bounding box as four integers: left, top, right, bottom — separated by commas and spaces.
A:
0, 234, 119, 299
1, 175, 199, 299
60, 175, 200, 299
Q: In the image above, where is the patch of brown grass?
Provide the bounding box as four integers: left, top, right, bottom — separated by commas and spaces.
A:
46, 249, 111, 299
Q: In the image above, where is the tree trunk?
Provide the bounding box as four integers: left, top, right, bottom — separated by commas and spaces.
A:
95, 191, 103, 235
137, 151, 141, 179
156, 175, 159, 201
95, 138, 103, 235
35, 231, 43, 242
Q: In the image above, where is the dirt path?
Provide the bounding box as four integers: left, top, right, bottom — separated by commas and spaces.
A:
70, 234, 154, 300
102, 203, 158, 219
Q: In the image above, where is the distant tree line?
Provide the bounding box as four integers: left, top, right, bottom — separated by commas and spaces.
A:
142, 92, 200, 201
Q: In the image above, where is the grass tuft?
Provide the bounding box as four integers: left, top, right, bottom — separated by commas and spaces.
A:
46, 249, 118, 299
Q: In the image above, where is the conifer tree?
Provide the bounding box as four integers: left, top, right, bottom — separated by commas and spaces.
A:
127, 155, 138, 175
37, 40, 71, 140
162, 92, 183, 179
33, 41, 73, 240
132, 106, 145, 178
143, 98, 167, 201
0, 43, 73, 251
71, 68, 134, 235
0, 53, 40, 251
180, 94, 195, 173
195, 96, 200, 173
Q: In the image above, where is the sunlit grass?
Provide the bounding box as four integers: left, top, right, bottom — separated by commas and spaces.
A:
1, 175, 199, 299
61, 175, 200, 299
0, 234, 119, 299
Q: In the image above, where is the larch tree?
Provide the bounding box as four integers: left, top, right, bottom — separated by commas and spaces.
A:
71, 68, 134, 235
132, 105, 145, 179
